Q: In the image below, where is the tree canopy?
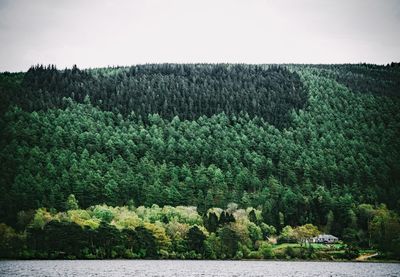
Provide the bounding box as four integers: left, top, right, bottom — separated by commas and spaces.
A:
0, 63, 399, 259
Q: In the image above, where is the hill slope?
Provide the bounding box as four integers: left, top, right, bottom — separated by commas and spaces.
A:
0, 64, 399, 238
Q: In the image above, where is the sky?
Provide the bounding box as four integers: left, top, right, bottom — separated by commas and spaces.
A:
0, 0, 399, 72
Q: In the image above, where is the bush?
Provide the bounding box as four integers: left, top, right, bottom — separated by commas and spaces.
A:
343, 246, 359, 260
93, 206, 114, 223
259, 242, 274, 259
285, 246, 297, 258
234, 250, 244, 259
159, 249, 170, 259
238, 242, 251, 258
248, 251, 263, 259
278, 226, 297, 244
260, 223, 276, 239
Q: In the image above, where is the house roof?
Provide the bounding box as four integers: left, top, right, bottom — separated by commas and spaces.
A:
314, 234, 338, 239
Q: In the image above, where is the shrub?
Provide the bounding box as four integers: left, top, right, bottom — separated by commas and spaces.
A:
259, 242, 274, 259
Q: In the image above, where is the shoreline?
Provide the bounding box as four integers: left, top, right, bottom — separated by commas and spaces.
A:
1, 258, 399, 263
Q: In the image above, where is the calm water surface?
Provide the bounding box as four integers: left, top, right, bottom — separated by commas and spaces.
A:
0, 260, 399, 277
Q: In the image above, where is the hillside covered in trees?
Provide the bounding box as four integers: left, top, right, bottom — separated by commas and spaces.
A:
0, 63, 399, 259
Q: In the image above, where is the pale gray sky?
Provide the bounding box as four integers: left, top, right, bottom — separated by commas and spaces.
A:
0, 0, 399, 72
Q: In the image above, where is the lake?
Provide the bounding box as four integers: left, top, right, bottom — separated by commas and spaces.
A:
0, 260, 399, 276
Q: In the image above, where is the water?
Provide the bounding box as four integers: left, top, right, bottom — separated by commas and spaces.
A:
0, 260, 399, 277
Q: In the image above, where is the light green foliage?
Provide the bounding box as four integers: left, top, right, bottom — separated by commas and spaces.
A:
247, 222, 263, 243
66, 194, 79, 210
67, 209, 100, 229
92, 205, 115, 223
259, 241, 274, 259
135, 205, 202, 225
233, 209, 248, 222
231, 221, 251, 247
3, 202, 400, 259
279, 226, 296, 243
260, 223, 276, 238
166, 220, 189, 241
204, 232, 220, 259
112, 207, 142, 230
143, 222, 171, 252
30, 208, 53, 229
293, 224, 320, 245
163, 206, 203, 225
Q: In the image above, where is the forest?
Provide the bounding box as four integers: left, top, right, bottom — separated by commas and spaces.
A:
0, 63, 399, 260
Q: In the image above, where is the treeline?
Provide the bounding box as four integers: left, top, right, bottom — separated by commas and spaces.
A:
305, 63, 400, 97
1, 201, 399, 259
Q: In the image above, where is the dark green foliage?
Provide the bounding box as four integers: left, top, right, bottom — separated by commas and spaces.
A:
0, 72, 23, 116
219, 211, 235, 225
94, 222, 123, 258
187, 226, 206, 254
25, 219, 153, 259
0, 223, 24, 258
343, 246, 360, 260
121, 228, 139, 253
27, 221, 87, 258
136, 226, 157, 258
248, 210, 257, 223
285, 246, 296, 258
16, 64, 307, 129
218, 226, 239, 259
205, 212, 219, 233
307, 63, 400, 97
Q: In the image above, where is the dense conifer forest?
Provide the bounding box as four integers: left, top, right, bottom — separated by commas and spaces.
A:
0, 63, 399, 259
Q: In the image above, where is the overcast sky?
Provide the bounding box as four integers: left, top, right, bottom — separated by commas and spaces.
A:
0, 0, 399, 72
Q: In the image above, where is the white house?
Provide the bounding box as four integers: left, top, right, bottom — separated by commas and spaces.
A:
311, 234, 339, 244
